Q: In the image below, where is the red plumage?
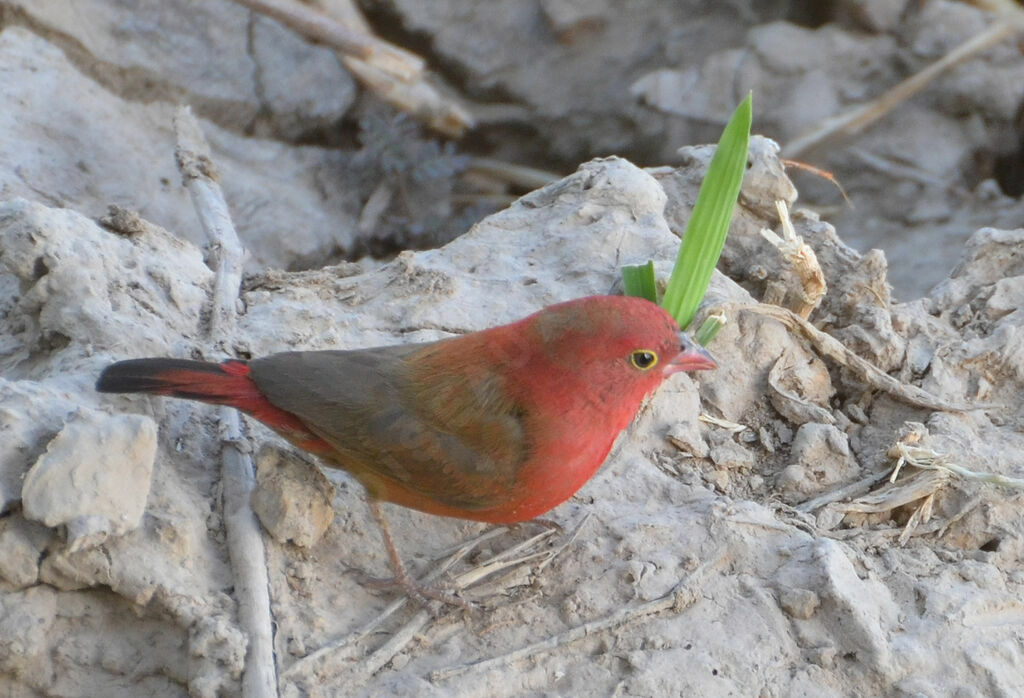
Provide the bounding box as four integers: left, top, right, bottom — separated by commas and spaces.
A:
97, 296, 715, 523
95, 358, 333, 454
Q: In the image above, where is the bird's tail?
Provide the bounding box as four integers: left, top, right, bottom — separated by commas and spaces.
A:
96, 358, 263, 408
96, 358, 328, 452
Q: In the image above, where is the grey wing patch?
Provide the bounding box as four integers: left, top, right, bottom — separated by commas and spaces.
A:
355, 402, 526, 509
248, 345, 527, 509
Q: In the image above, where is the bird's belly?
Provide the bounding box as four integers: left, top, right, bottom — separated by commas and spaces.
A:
314, 409, 626, 525
326, 430, 616, 524
472, 425, 621, 524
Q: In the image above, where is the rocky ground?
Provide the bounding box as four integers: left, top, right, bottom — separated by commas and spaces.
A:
1, 1, 1023, 697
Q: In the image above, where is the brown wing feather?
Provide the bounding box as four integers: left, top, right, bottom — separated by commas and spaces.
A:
248, 342, 528, 511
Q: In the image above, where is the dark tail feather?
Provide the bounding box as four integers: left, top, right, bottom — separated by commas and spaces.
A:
96, 358, 257, 406
96, 357, 332, 454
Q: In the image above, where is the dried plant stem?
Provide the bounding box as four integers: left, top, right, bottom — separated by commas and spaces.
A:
228, 0, 423, 81
174, 106, 277, 698
848, 148, 950, 189
736, 303, 994, 412
281, 527, 507, 686
465, 157, 560, 190
341, 56, 474, 137
228, 0, 474, 136
890, 443, 1024, 490
760, 200, 826, 319
430, 549, 729, 682
785, 15, 1024, 157
796, 469, 893, 513
282, 524, 566, 689
348, 529, 559, 682
699, 413, 748, 433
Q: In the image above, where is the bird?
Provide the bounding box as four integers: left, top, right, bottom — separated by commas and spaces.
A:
96, 294, 715, 604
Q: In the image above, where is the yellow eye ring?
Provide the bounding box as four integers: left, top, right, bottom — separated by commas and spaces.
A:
629, 349, 659, 371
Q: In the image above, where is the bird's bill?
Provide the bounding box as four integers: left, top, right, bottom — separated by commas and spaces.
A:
663, 332, 717, 375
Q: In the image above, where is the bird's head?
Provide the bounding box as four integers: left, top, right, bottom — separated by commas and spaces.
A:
520, 295, 715, 401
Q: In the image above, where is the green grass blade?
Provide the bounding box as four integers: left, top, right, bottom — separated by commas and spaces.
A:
621, 261, 658, 303
661, 93, 752, 330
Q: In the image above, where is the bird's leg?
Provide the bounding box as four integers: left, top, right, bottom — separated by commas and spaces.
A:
365, 499, 471, 610
515, 517, 563, 534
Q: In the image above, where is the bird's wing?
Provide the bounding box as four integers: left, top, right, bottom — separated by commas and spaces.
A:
248, 344, 529, 511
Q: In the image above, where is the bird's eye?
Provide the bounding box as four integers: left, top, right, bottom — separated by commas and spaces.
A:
629, 349, 658, 370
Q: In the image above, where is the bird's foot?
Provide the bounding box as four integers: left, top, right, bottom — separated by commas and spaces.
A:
362, 499, 475, 612
508, 517, 564, 535
358, 569, 474, 612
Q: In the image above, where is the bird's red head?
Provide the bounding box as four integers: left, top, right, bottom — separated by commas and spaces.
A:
507, 295, 715, 412
529, 294, 713, 368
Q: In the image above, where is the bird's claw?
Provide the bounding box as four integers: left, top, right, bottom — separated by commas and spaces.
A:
511, 517, 564, 535
357, 570, 475, 613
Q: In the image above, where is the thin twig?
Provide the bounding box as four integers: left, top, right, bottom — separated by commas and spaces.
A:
779, 159, 852, 205
360, 608, 431, 678
465, 156, 561, 190
355, 535, 557, 682
848, 148, 951, 189
228, 0, 424, 81
430, 549, 730, 682
536, 513, 591, 573
784, 15, 1024, 157
735, 303, 997, 412
833, 469, 950, 514
454, 529, 557, 590
228, 0, 475, 136
281, 526, 511, 683
698, 413, 748, 432
174, 114, 245, 341
434, 525, 511, 558
795, 469, 893, 513
341, 56, 475, 137
174, 106, 277, 698
286, 524, 577, 690
889, 443, 1024, 490
898, 492, 936, 545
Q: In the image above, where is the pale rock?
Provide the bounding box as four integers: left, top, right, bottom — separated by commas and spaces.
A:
838, 0, 907, 32
779, 587, 821, 620
987, 276, 1024, 319
187, 614, 247, 698
0, 517, 54, 589
7, 0, 356, 136
814, 540, 898, 678
22, 411, 157, 551
708, 436, 755, 471
251, 444, 336, 548
768, 347, 835, 426
0, 586, 57, 676
0, 379, 80, 513
666, 421, 708, 459
0, 28, 361, 272
0, 198, 211, 356
776, 423, 860, 502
